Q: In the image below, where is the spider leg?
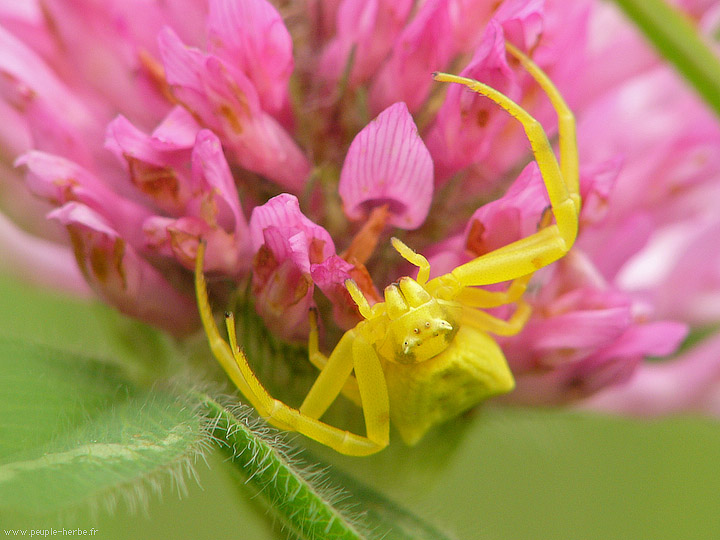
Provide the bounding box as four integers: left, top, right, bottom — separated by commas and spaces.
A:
460, 299, 532, 337
506, 43, 580, 209
194, 244, 293, 430
392, 234, 534, 308
350, 337, 391, 444
300, 325, 390, 448
391, 237, 430, 285
454, 273, 533, 308
300, 331, 355, 418
345, 279, 374, 319
307, 309, 362, 405
195, 241, 387, 456
430, 46, 579, 289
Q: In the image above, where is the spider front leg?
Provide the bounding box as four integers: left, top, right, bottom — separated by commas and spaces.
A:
307, 308, 362, 406
300, 328, 390, 447
391, 236, 532, 309
430, 44, 581, 291
195, 241, 388, 456
460, 299, 532, 337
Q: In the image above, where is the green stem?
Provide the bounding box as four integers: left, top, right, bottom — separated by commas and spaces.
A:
198, 395, 371, 540
612, 0, 720, 117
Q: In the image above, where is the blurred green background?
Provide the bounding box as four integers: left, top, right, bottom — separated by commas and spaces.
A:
1, 272, 719, 540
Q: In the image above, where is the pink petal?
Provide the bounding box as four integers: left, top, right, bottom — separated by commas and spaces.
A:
0, 4, 55, 67
319, 0, 377, 84
527, 307, 631, 358
425, 20, 520, 183
144, 215, 242, 275
339, 102, 434, 230
225, 109, 311, 191
0, 1, 42, 25
105, 113, 196, 167
310, 255, 361, 329
0, 211, 91, 296
515, 287, 633, 366
578, 69, 720, 224
507, 319, 686, 407
158, 26, 310, 191
0, 97, 32, 159
140, 130, 252, 275
0, 26, 92, 123
169, 216, 242, 274
251, 225, 319, 340
590, 321, 688, 362
573, 1, 657, 110
151, 106, 202, 148
319, 0, 412, 86
368, 0, 454, 114
448, 0, 544, 54
259, 226, 310, 272
48, 202, 197, 335
446, 0, 497, 52
249, 194, 336, 268
207, 0, 293, 116
462, 162, 548, 255
581, 212, 655, 282
191, 129, 250, 247
36, 0, 174, 128
577, 157, 622, 225
249, 194, 345, 338
142, 216, 176, 258
580, 330, 720, 417
494, 0, 545, 51
143, 215, 242, 278
15, 151, 151, 249
158, 26, 230, 124
105, 114, 196, 214
652, 219, 720, 324
0, 25, 100, 165
253, 254, 314, 341
8, 88, 96, 168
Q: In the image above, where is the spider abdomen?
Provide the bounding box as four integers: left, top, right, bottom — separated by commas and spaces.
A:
382, 326, 515, 445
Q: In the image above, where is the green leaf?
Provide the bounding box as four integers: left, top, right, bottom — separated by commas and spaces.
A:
612, 0, 720, 118
0, 337, 207, 517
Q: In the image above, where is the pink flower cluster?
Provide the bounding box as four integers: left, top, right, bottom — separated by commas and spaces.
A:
2, 0, 720, 413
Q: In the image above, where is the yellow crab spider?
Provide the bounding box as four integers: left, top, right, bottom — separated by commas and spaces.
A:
194, 43, 581, 456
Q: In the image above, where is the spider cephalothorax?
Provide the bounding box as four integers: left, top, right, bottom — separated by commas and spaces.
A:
370, 278, 460, 364
195, 43, 581, 455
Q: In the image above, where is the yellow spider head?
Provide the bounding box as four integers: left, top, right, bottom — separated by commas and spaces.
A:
377, 277, 460, 364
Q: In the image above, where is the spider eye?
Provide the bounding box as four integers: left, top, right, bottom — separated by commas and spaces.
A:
413, 328, 419, 334
425, 321, 431, 328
